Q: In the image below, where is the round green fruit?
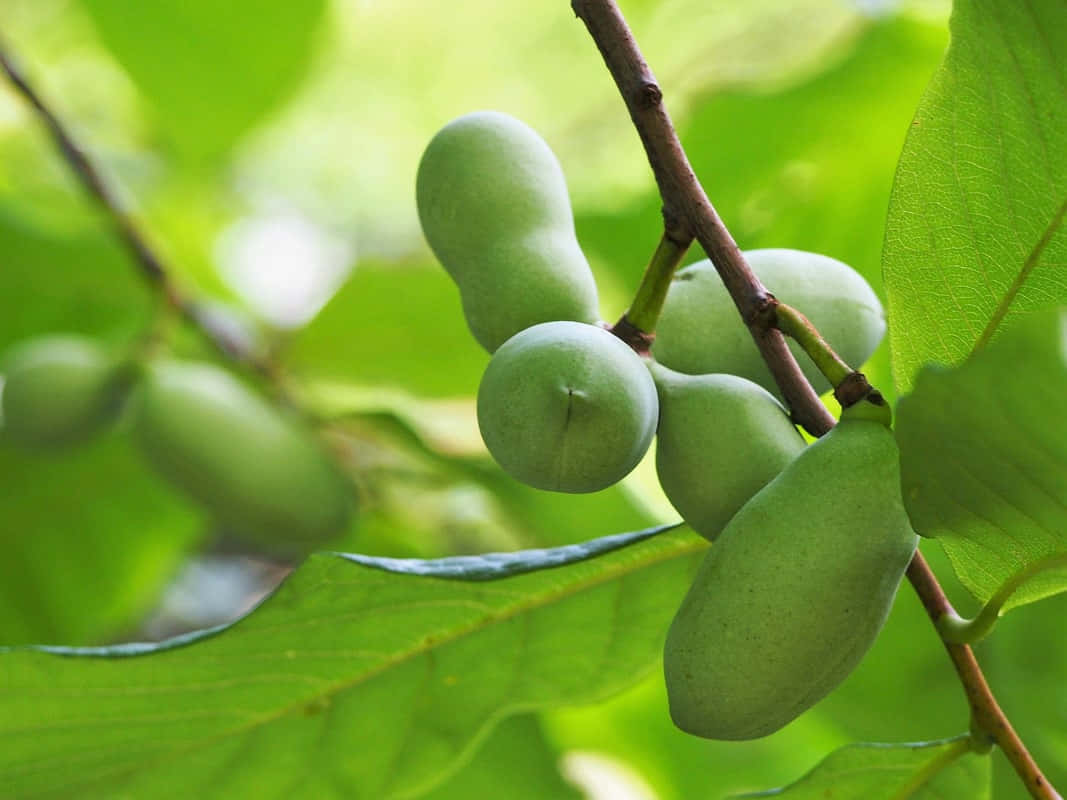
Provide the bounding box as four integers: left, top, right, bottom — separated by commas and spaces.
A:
133, 361, 353, 553
663, 419, 917, 740
1, 335, 132, 448
477, 321, 658, 493
650, 364, 805, 541
416, 111, 600, 352
651, 249, 885, 396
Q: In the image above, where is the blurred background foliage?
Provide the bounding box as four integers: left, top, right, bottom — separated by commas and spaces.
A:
0, 0, 1059, 796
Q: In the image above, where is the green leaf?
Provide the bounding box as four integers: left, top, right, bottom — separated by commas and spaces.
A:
0, 208, 151, 352
288, 258, 487, 398
340, 524, 676, 580
883, 0, 1067, 395
422, 714, 581, 800
77, 0, 328, 164
0, 434, 201, 645
895, 309, 1067, 609
0, 529, 705, 798
737, 737, 990, 799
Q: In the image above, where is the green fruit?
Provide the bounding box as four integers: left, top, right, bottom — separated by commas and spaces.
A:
652, 249, 885, 396
663, 419, 917, 740
651, 364, 805, 541
477, 321, 658, 493
416, 111, 600, 352
1, 335, 132, 448
133, 361, 353, 553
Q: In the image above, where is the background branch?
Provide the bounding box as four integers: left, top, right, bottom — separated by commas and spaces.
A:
0, 41, 275, 377
572, 1, 1059, 797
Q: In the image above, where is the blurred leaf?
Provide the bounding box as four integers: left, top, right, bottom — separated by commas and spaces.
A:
0, 529, 704, 798
896, 309, 1067, 609
736, 737, 990, 799
340, 524, 676, 580
288, 258, 486, 398
0, 207, 151, 351
0, 433, 201, 645
422, 714, 581, 800
982, 592, 1067, 796
883, 0, 1067, 395
77, 0, 328, 164
545, 670, 844, 800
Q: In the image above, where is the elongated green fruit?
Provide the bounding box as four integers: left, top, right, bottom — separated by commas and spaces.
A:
663, 419, 917, 740
133, 361, 353, 554
652, 249, 885, 396
1, 335, 132, 448
651, 364, 805, 541
477, 321, 658, 493
416, 111, 600, 352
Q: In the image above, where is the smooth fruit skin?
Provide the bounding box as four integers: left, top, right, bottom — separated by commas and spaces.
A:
416, 111, 600, 352
651, 364, 805, 541
477, 321, 658, 493
1, 335, 131, 448
663, 419, 918, 740
651, 249, 885, 396
133, 361, 353, 553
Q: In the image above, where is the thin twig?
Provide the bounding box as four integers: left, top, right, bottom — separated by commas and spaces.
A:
0, 41, 274, 376
572, 0, 833, 436
908, 553, 1062, 799
572, 1, 1059, 797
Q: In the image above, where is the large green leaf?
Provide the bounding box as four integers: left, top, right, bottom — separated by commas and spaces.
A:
883, 0, 1067, 395
737, 737, 990, 799
77, 0, 328, 164
0, 529, 704, 798
895, 309, 1067, 609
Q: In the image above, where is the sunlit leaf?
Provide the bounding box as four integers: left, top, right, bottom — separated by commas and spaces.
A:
77, 0, 328, 163
896, 309, 1067, 609
736, 737, 990, 799
0, 529, 704, 798
883, 0, 1067, 395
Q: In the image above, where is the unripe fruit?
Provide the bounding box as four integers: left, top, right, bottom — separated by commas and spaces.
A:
477, 321, 658, 493
416, 111, 600, 352
652, 249, 885, 396
1, 335, 132, 448
133, 361, 353, 554
651, 364, 805, 541
663, 419, 917, 740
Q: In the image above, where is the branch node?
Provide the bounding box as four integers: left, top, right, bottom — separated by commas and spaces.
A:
608, 314, 654, 355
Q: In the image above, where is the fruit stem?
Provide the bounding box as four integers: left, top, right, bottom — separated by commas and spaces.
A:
773, 302, 852, 387
617, 232, 690, 343
907, 551, 1062, 800
936, 552, 1067, 645
0, 39, 277, 379
572, 0, 834, 438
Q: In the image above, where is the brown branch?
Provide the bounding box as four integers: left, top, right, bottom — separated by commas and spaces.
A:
0, 41, 274, 376
908, 552, 1062, 799
572, 0, 833, 436
573, 2, 1059, 797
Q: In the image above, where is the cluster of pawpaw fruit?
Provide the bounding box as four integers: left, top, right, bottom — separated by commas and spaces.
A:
0, 336, 353, 557
417, 110, 918, 739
